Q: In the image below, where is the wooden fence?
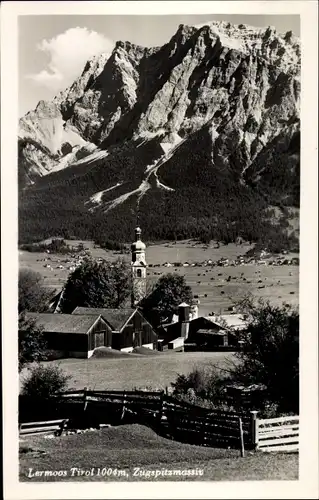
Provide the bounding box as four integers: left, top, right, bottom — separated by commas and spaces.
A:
254, 415, 299, 452
159, 395, 253, 449
19, 390, 299, 453
20, 419, 65, 436
19, 389, 255, 450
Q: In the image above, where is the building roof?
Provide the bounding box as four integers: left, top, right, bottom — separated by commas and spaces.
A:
23, 312, 101, 334
72, 307, 135, 331
215, 314, 248, 330
197, 329, 226, 336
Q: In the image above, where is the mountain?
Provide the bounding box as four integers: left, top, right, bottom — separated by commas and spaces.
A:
19, 21, 300, 248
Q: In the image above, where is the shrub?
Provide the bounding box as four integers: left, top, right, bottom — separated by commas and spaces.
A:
19, 314, 48, 371
171, 366, 230, 402
21, 364, 71, 399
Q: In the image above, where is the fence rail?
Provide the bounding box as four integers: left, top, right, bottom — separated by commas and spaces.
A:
19, 389, 255, 450
20, 419, 66, 436
255, 415, 299, 452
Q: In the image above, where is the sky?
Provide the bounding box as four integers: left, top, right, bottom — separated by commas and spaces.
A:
19, 14, 300, 117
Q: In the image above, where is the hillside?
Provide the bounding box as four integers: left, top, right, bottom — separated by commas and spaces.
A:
19, 21, 300, 248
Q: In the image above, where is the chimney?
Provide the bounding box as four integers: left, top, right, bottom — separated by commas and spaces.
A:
178, 302, 190, 339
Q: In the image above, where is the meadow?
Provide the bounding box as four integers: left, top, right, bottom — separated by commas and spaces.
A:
19, 239, 299, 317
20, 424, 298, 482
21, 351, 234, 392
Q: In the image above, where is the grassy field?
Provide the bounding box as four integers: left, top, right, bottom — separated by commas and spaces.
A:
21, 351, 234, 392
19, 424, 298, 482
19, 239, 299, 316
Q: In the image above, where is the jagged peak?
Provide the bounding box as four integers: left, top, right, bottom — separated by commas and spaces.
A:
177, 20, 299, 49
112, 39, 161, 60
115, 40, 145, 51
82, 52, 110, 73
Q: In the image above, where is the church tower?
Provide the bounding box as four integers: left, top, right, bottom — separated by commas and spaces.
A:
131, 226, 147, 307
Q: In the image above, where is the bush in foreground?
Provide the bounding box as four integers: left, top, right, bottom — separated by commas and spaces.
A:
21, 364, 71, 399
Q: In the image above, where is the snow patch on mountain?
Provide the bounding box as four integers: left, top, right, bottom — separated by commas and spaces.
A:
86, 182, 123, 207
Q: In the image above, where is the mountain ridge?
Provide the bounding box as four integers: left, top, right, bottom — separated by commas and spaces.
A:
19, 21, 300, 249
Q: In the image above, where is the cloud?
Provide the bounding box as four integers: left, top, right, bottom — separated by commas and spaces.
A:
27, 27, 114, 91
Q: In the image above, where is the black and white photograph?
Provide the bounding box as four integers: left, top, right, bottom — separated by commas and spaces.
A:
1, 1, 318, 499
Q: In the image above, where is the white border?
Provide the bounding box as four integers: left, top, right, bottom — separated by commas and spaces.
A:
1, 1, 318, 499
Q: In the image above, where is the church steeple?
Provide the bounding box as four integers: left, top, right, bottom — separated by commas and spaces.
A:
131, 226, 147, 306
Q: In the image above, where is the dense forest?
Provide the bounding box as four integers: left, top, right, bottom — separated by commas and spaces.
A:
19, 183, 298, 253
19, 125, 299, 253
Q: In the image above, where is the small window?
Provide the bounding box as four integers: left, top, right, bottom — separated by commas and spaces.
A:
137, 269, 142, 278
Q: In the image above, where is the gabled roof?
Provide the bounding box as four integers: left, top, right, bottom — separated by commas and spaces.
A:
22, 312, 101, 334
206, 314, 247, 331
72, 307, 136, 331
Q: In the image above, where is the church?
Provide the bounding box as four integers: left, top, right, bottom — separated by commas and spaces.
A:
20, 227, 158, 359
131, 226, 147, 307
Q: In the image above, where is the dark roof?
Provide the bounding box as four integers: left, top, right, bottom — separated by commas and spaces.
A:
72, 307, 135, 331
23, 312, 100, 334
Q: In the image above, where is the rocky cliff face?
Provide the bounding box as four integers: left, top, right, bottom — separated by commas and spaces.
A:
19, 21, 300, 245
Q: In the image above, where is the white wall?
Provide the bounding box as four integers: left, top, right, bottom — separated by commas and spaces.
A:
142, 343, 154, 350
121, 346, 134, 353
168, 337, 185, 349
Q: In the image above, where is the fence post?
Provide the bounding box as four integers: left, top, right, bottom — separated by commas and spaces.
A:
157, 391, 165, 426
250, 410, 258, 450
120, 392, 126, 421
238, 417, 245, 458
83, 387, 88, 412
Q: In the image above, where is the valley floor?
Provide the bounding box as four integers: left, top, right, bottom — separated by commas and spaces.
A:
19, 239, 299, 316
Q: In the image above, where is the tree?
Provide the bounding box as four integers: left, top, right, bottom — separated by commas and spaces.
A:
19, 314, 48, 372
231, 296, 299, 413
21, 364, 71, 398
19, 268, 55, 313
59, 258, 132, 313
141, 273, 193, 325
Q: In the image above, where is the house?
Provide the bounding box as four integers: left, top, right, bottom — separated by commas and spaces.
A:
72, 307, 158, 353
21, 312, 111, 359
21, 306, 159, 359
160, 304, 247, 351
187, 317, 231, 350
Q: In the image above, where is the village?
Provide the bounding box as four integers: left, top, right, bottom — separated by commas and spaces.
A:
18, 221, 300, 480
37, 246, 299, 274
19, 226, 299, 360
